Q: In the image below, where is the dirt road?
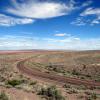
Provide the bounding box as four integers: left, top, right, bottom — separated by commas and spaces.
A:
17, 57, 100, 87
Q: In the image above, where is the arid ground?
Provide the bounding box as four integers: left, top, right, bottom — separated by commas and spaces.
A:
0, 50, 100, 100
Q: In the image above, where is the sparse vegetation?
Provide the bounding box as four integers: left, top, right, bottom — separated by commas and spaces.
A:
6, 79, 23, 87
84, 91, 98, 100
90, 93, 97, 100
86, 93, 97, 100
67, 88, 78, 94
0, 51, 100, 100
0, 91, 9, 100
72, 69, 80, 76
30, 81, 37, 86
38, 86, 65, 100
63, 84, 71, 89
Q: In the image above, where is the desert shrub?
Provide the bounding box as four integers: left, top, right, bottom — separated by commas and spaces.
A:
63, 84, 71, 88
0, 91, 9, 100
30, 81, 37, 85
83, 64, 86, 69
85, 92, 97, 100
85, 91, 91, 95
46, 64, 65, 74
85, 74, 91, 78
0, 75, 5, 82
6, 79, 23, 87
67, 88, 78, 94
77, 95, 84, 99
76, 85, 87, 90
38, 86, 65, 100
95, 78, 100, 82
72, 69, 80, 76
91, 93, 97, 99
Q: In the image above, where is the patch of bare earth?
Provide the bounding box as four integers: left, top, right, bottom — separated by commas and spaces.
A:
0, 86, 40, 100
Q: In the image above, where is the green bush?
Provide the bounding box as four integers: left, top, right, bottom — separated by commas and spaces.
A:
38, 86, 65, 100
6, 79, 23, 87
0, 91, 9, 100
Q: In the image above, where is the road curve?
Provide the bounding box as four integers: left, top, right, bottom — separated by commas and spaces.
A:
17, 57, 100, 87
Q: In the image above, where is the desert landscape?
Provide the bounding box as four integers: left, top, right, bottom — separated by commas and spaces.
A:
0, 50, 100, 100
0, 0, 100, 100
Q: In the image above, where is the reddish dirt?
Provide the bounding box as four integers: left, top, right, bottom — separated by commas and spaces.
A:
0, 50, 100, 100
0, 86, 40, 100
0, 50, 57, 55
0, 50, 100, 87
17, 57, 100, 87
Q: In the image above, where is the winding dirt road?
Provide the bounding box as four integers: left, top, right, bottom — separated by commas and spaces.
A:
17, 57, 100, 87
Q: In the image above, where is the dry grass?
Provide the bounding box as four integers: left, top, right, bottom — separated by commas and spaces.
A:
0, 50, 100, 100
25, 50, 100, 81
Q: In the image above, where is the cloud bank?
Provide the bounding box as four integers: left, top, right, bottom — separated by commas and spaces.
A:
0, 35, 100, 50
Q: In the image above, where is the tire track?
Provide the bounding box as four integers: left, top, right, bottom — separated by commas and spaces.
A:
17, 57, 100, 87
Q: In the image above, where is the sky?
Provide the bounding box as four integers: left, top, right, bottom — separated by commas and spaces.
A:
0, 0, 100, 50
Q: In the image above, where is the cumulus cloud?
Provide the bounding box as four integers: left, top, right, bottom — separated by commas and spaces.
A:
1, 0, 95, 26
0, 14, 35, 26
0, 0, 77, 26
7, 0, 75, 19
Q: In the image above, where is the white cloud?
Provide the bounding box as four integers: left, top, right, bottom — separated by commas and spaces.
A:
44, 36, 80, 43
43, 37, 100, 50
0, 14, 35, 26
71, 17, 87, 26
0, 35, 100, 50
7, 0, 75, 19
81, 8, 100, 16
72, 8, 100, 26
80, 8, 100, 25
54, 33, 70, 37
0, 35, 37, 50
81, 1, 92, 7
91, 18, 100, 25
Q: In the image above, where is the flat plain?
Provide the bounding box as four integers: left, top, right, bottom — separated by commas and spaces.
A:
0, 50, 100, 100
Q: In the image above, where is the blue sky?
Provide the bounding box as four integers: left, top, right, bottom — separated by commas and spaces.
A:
0, 0, 100, 50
